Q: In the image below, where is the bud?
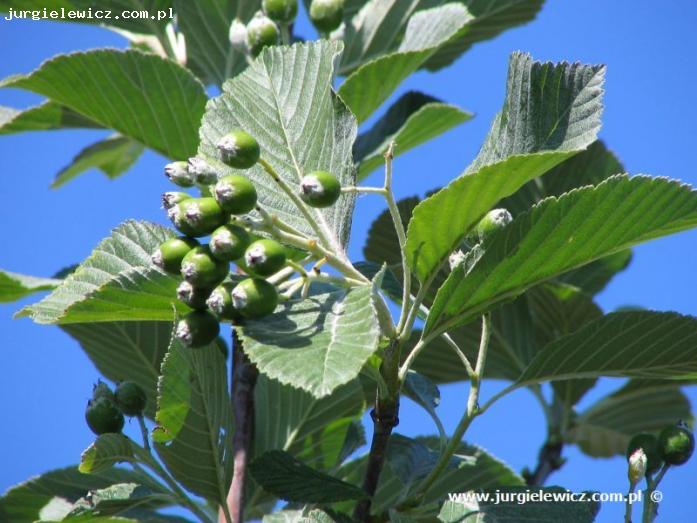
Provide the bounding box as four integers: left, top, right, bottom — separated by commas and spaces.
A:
229, 18, 248, 52
188, 157, 219, 185
628, 447, 648, 486
164, 161, 195, 187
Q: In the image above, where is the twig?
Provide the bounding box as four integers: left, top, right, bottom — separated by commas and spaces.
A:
526, 437, 564, 486
223, 328, 259, 523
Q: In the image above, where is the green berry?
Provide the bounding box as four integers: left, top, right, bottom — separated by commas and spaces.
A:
262, 0, 297, 24
231, 278, 278, 319
214, 174, 258, 214
626, 433, 663, 475
210, 224, 251, 261
300, 170, 341, 208
168, 197, 226, 237
162, 191, 191, 210
181, 246, 230, 287
206, 283, 241, 321
246, 12, 280, 57
217, 131, 260, 170
152, 237, 199, 274
309, 0, 344, 33
114, 381, 147, 417
475, 208, 513, 240
164, 161, 195, 187
188, 157, 219, 185
177, 280, 213, 310
658, 422, 694, 465
229, 18, 248, 51
244, 238, 287, 276
176, 310, 220, 348
92, 380, 115, 402
85, 397, 124, 435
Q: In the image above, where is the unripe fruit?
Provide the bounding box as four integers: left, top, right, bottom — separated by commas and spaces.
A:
180, 246, 230, 287
475, 208, 513, 240
168, 197, 226, 237
217, 131, 261, 170
246, 12, 280, 57
152, 237, 199, 274
164, 161, 195, 187
262, 0, 297, 24
177, 280, 213, 310
309, 0, 344, 33
114, 381, 147, 416
244, 238, 287, 276
214, 174, 258, 214
92, 380, 115, 402
85, 397, 125, 435
209, 224, 251, 261
626, 433, 663, 475
300, 170, 341, 208
229, 18, 248, 52
628, 447, 647, 485
188, 157, 219, 185
176, 310, 220, 348
231, 278, 279, 318
658, 422, 694, 465
162, 191, 191, 210
206, 283, 241, 321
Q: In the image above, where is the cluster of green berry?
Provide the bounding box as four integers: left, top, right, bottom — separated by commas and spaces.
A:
626, 422, 695, 481
154, 129, 342, 348
234, 0, 345, 58
85, 381, 147, 435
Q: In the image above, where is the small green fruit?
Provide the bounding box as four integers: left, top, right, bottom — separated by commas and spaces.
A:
300, 170, 341, 208
217, 131, 261, 170
176, 310, 220, 348
231, 278, 279, 318
114, 381, 147, 416
626, 433, 663, 475
177, 280, 213, 310
206, 283, 241, 321
164, 161, 195, 187
229, 18, 248, 51
92, 380, 115, 402
162, 191, 191, 210
658, 422, 694, 465
475, 208, 513, 240
181, 246, 230, 287
262, 0, 297, 24
168, 197, 226, 237
246, 12, 280, 57
188, 157, 219, 185
210, 224, 251, 261
152, 237, 199, 274
214, 174, 258, 214
309, 0, 344, 33
244, 238, 287, 276
85, 397, 124, 435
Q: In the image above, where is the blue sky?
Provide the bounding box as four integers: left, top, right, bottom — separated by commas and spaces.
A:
1, 1, 696, 522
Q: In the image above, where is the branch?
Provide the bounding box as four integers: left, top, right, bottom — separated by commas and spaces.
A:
222, 328, 258, 523
525, 437, 564, 486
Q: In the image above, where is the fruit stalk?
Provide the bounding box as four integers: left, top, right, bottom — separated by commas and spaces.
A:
223, 328, 258, 523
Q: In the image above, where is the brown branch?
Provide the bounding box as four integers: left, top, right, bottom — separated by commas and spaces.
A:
221, 327, 258, 523
525, 438, 565, 486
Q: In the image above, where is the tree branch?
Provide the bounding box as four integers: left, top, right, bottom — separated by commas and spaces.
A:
222, 328, 258, 523
525, 437, 564, 486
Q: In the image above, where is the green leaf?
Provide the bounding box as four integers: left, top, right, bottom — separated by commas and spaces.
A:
354, 92, 472, 180
250, 450, 367, 503
403, 371, 441, 425
0, 101, 99, 134
365, 196, 419, 270
240, 284, 380, 398
426, 176, 697, 334
520, 311, 697, 386
263, 508, 348, 523
79, 434, 141, 473
52, 135, 144, 188
0, 270, 60, 303
153, 334, 233, 505
65, 483, 175, 519
62, 321, 174, 419
173, 0, 260, 86
559, 250, 632, 297
0, 466, 164, 522
17, 220, 185, 324
406, 52, 605, 283
425, 0, 546, 71
566, 380, 692, 459
198, 41, 357, 250
438, 486, 599, 523
1, 49, 207, 159
338, 4, 472, 123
